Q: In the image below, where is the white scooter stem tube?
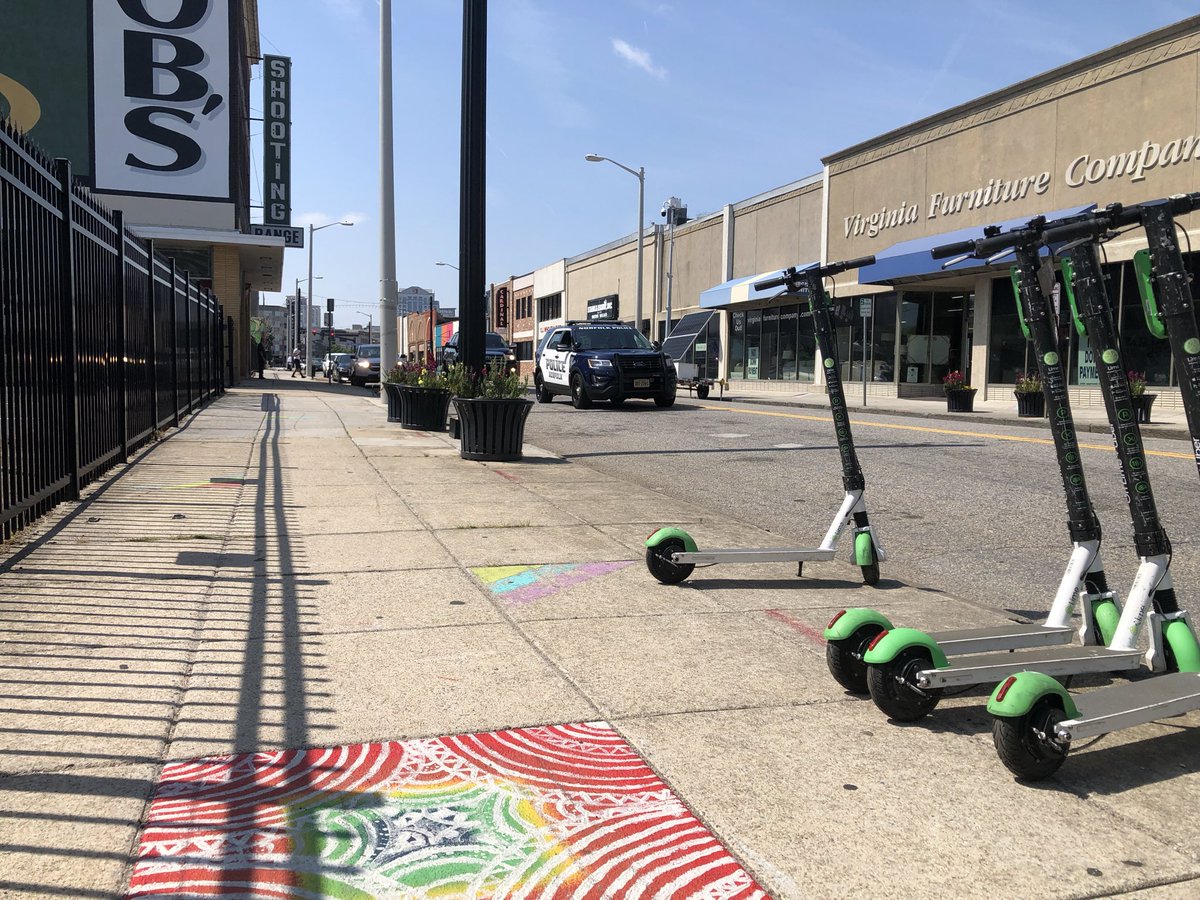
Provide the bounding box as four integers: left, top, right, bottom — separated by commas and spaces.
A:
1044, 540, 1101, 629
1110, 555, 1170, 653
820, 490, 862, 551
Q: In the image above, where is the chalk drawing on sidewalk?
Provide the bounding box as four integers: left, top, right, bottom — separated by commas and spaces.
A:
472, 561, 635, 606
127, 722, 766, 899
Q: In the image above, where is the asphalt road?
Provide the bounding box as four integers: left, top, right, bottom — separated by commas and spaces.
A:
524, 395, 1199, 621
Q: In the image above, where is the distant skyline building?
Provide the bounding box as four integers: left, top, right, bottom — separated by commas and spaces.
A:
397, 285, 443, 316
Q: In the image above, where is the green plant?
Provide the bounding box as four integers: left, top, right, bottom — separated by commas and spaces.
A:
1127, 370, 1147, 397
449, 363, 528, 399
385, 361, 448, 389
942, 370, 970, 393
1014, 371, 1042, 394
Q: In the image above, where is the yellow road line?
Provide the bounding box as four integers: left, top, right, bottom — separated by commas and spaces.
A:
699, 405, 1195, 461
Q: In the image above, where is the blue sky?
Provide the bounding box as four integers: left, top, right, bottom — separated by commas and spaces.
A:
255, 0, 1195, 326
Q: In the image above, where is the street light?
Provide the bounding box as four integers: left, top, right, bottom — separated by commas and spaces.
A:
293, 275, 322, 361
354, 311, 373, 341
585, 153, 645, 334
306, 220, 354, 373
435, 261, 459, 270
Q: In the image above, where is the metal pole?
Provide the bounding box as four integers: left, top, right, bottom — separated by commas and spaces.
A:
147, 239, 158, 428
114, 209, 129, 461
54, 158, 81, 499
636, 167, 644, 335
306, 222, 314, 375
458, 0, 487, 374
379, 0, 399, 376
863, 305, 868, 408
665, 217, 674, 342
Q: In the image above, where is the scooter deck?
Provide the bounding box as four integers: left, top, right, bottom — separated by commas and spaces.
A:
1062, 673, 1200, 741
933, 623, 1076, 656
919, 644, 1143, 689
674, 548, 837, 565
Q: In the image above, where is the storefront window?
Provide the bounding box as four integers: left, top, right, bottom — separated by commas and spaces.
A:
779, 305, 800, 380
745, 309, 762, 379
729, 310, 746, 378
760, 307, 780, 380
871, 294, 897, 382
1117, 260, 1173, 388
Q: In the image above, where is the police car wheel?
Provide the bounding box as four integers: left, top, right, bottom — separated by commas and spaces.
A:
654, 392, 676, 408
570, 374, 593, 409
535, 373, 553, 403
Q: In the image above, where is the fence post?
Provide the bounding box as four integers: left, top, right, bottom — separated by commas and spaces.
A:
213, 300, 222, 394
226, 315, 235, 387
169, 258, 180, 427
183, 271, 193, 412
147, 240, 158, 429
54, 159, 81, 500
114, 209, 129, 462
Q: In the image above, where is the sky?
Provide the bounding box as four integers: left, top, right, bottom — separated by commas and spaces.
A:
254, 0, 1196, 327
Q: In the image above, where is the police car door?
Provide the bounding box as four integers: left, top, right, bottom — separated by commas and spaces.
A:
542, 329, 572, 388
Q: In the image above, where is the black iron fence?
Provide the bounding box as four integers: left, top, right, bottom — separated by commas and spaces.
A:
1, 121, 225, 539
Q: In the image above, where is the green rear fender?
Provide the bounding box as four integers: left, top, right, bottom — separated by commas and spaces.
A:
987, 671, 1079, 719
644, 527, 698, 552
1165, 619, 1200, 673
823, 608, 893, 642
862, 627, 948, 668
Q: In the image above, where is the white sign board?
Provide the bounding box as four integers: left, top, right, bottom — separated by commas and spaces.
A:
859, 297, 872, 318
92, 0, 232, 200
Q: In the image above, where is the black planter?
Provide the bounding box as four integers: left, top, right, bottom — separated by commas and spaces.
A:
1014, 390, 1046, 418
946, 388, 977, 413
453, 397, 533, 461
384, 383, 451, 430
1133, 393, 1157, 424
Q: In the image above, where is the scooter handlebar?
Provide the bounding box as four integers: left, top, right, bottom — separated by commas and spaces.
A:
826, 254, 876, 275
931, 239, 977, 260
753, 269, 795, 291
752, 255, 876, 292
1042, 218, 1107, 245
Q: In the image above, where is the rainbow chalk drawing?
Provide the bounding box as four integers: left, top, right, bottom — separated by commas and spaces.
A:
127, 722, 766, 898
473, 562, 635, 606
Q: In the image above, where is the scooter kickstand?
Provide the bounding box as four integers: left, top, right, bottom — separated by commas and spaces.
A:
797, 562, 804, 577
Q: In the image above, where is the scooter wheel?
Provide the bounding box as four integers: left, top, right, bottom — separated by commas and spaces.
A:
861, 562, 880, 586
646, 538, 694, 585
993, 699, 1068, 780
826, 623, 884, 695
867, 647, 942, 721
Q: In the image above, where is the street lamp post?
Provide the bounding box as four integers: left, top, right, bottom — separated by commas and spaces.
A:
306, 220, 353, 374
355, 311, 373, 342
294, 275, 321, 365
585, 154, 644, 334
661, 196, 686, 342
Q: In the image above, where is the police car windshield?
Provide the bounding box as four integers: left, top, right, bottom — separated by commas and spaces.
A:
574, 327, 652, 351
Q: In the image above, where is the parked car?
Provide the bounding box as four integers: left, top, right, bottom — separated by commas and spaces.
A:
438, 332, 518, 374
349, 344, 382, 387
534, 321, 676, 409
323, 352, 353, 382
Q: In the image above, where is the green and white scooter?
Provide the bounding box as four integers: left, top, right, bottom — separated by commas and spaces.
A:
989, 195, 1200, 780
824, 216, 1117, 695
645, 257, 885, 589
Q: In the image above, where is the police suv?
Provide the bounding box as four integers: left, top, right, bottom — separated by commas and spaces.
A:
534, 321, 677, 409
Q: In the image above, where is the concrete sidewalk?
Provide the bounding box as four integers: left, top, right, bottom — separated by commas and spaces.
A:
2, 372, 1198, 899
705, 383, 1194, 441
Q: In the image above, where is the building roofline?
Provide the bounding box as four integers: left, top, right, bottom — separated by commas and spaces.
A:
823, 15, 1200, 165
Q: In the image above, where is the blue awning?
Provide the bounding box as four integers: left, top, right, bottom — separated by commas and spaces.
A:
699, 263, 818, 308
856, 205, 1096, 285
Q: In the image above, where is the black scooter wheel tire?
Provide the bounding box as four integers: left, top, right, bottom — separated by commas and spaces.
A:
993, 699, 1068, 781
826, 623, 884, 695
861, 562, 880, 586
867, 647, 942, 721
646, 538, 694, 585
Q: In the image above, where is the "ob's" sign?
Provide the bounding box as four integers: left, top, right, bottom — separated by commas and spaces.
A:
92, 0, 231, 200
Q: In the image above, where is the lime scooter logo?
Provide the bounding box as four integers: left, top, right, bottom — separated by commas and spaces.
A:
1102, 349, 1120, 365
825, 357, 835, 369
1186, 338, 1200, 355
1044, 351, 1059, 366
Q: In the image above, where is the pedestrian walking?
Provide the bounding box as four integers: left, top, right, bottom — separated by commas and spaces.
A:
255, 341, 266, 379
290, 345, 305, 378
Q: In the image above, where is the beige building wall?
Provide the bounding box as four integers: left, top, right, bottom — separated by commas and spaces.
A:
825, 22, 1200, 272
730, 180, 824, 278
565, 233, 656, 325
212, 246, 250, 378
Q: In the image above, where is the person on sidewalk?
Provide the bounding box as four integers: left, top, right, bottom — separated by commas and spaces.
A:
290, 346, 305, 378
255, 341, 267, 379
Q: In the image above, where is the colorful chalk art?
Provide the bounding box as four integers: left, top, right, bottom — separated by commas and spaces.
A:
472, 562, 635, 606
128, 722, 765, 898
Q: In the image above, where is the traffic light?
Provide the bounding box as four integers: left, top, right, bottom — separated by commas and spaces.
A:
326, 297, 335, 312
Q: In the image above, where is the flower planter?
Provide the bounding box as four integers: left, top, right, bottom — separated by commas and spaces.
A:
384, 383, 451, 431
945, 388, 977, 413
1132, 393, 1156, 424
1014, 391, 1046, 418
453, 397, 533, 461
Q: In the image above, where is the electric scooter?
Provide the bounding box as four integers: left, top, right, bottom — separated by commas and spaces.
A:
825, 218, 1118, 695
988, 195, 1200, 779
645, 257, 885, 590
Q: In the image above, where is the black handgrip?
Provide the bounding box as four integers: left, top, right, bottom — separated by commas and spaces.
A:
754, 269, 794, 291
1042, 218, 1104, 245
931, 239, 977, 260
1170, 191, 1200, 216
832, 254, 875, 273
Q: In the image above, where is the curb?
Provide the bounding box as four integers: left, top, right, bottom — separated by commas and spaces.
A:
715, 394, 1193, 442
